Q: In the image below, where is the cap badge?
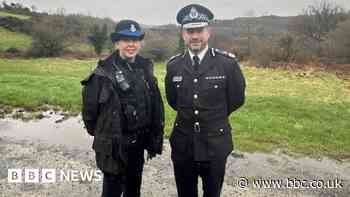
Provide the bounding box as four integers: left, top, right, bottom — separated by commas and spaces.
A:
189, 7, 199, 19
130, 24, 136, 32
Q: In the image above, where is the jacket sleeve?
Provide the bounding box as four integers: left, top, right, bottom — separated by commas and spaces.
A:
146, 61, 165, 154
225, 60, 246, 115
81, 73, 102, 136
165, 64, 177, 110
150, 82, 165, 154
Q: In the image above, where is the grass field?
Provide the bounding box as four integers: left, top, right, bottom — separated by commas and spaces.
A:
0, 58, 349, 158
0, 27, 32, 52
66, 43, 99, 54
0, 27, 96, 54
0, 11, 31, 20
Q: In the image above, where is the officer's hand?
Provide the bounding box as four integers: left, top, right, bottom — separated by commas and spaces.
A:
147, 151, 156, 161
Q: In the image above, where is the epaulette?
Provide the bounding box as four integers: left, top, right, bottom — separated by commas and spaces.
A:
213, 48, 236, 59
167, 53, 183, 64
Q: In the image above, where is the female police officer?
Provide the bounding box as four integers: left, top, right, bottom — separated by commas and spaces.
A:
81, 20, 164, 197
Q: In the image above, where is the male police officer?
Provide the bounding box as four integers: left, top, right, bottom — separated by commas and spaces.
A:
81, 20, 164, 197
165, 4, 246, 197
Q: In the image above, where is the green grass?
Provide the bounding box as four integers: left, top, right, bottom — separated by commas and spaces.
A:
234, 66, 350, 158
0, 27, 32, 51
66, 43, 95, 53
0, 58, 349, 158
0, 11, 31, 20
0, 58, 96, 111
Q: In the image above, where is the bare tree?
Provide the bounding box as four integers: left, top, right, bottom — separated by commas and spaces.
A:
29, 15, 68, 57
241, 9, 256, 57
88, 24, 108, 57
277, 33, 296, 62
290, 0, 346, 42
329, 19, 350, 62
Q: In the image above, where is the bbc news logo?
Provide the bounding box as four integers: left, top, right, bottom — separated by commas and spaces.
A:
8, 169, 102, 183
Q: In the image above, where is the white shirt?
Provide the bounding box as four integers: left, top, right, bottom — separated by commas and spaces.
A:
188, 45, 209, 65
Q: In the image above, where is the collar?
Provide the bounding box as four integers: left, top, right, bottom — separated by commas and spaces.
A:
114, 51, 139, 67
116, 50, 137, 63
188, 45, 208, 65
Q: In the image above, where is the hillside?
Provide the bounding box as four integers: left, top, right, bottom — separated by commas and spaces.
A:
0, 10, 111, 55
0, 6, 296, 59
0, 27, 32, 51
0, 10, 30, 20
213, 15, 293, 38
153, 15, 293, 38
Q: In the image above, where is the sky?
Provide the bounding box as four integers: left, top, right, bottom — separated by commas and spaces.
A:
8, 0, 350, 25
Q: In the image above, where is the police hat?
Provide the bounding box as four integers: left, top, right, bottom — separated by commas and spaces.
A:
176, 4, 214, 29
110, 20, 145, 42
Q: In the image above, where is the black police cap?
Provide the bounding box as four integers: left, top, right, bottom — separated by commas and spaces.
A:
176, 4, 214, 29
110, 19, 145, 42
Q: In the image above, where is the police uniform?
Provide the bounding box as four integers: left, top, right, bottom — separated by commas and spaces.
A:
165, 4, 246, 197
82, 20, 164, 197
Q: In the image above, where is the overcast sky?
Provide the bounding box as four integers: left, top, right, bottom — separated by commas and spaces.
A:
9, 0, 350, 25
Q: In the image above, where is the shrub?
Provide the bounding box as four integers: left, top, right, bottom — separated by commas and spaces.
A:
5, 47, 20, 54
0, 16, 32, 34
29, 15, 66, 57
328, 19, 350, 63
88, 24, 108, 56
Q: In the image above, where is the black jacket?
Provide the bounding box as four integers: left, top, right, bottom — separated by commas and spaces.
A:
81, 52, 164, 174
165, 48, 245, 161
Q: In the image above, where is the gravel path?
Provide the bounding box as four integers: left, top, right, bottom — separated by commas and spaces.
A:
0, 115, 349, 197
0, 137, 349, 197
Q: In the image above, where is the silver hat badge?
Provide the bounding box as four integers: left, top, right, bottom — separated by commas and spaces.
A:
130, 24, 136, 32
189, 7, 199, 19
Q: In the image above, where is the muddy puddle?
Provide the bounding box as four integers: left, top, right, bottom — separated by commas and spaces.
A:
0, 113, 349, 196
0, 113, 92, 149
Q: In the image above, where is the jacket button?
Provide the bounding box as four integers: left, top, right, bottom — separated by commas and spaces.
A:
214, 85, 219, 88
193, 78, 198, 83
219, 128, 224, 132
194, 110, 199, 115
176, 85, 180, 88
193, 94, 198, 99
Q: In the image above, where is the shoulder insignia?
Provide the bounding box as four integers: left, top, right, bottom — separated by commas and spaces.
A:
167, 53, 183, 64
213, 48, 236, 59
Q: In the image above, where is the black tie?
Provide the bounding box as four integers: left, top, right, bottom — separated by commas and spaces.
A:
193, 55, 200, 72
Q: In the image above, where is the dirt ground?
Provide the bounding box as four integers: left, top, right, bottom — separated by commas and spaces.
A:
265, 62, 350, 82
0, 115, 349, 197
